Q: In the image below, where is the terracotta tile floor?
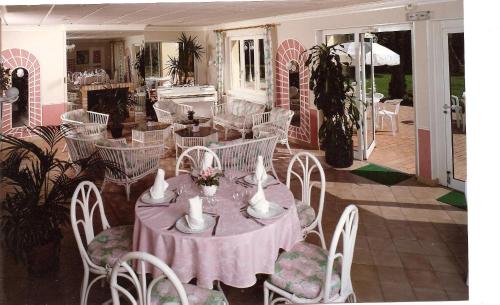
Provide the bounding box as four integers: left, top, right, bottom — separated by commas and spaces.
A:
0, 128, 469, 304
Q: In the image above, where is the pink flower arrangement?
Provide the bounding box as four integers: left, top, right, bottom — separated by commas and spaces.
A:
196, 167, 222, 187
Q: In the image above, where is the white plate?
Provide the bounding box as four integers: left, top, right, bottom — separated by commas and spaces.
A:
243, 174, 272, 186
175, 214, 215, 234
247, 201, 285, 220
140, 189, 175, 204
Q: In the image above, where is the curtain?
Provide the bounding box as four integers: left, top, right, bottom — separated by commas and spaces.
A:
111, 41, 126, 82
264, 25, 275, 109
215, 31, 224, 103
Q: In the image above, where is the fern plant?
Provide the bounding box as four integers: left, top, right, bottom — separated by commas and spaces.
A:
0, 125, 119, 267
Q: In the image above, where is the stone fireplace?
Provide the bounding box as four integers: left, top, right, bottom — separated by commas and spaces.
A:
275, 39, 318, 148
1, 48, 41, 137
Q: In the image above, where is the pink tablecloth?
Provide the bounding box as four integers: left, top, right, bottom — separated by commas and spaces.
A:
133, 174, 302, 289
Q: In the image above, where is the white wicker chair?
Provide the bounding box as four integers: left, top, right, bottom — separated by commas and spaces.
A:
264, 204, 359, 304
252, 108, 294, 154
209, 135, 279, 178
153, 99, 174, 124
175, 146, 222, 176
70, 181, 133, 305
174, 127, 219, 159
64, 123, 107, 163
212, 98, 266, 139
61, 109, 109, 126
286, 152, 326, 248
110, 251, 227, 305
96, 140, 164, 201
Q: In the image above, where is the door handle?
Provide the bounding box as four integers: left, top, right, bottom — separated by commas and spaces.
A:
443, 104, 450, 114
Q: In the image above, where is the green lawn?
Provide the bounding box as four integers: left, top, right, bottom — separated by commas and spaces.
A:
374, 73, 465, 99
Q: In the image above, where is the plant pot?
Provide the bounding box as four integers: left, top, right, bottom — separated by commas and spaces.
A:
26, 238, 61, 276
192, 125, 200, 132
111, 126, 123, 138
325, 135, 354, 168
201, 185, 217, 197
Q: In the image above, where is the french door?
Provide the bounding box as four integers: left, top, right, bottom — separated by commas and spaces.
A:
441, 22, 466, 191
323, 30, 376, 160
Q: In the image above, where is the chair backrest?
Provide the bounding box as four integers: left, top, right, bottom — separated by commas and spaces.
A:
383, 99, 403, 115
373, 92, 384, 102
70, 181, 111, 270
324, 204, 359, 302
61, 109, 109, 126
64, 123, 107, 161
154, 100, 174, 124
209, 136, 278, 173
175, 146, 222, 176
96, 142, 164, 180
110, 251, 189, 305
229, 99, 266, 116
451, 95, 459, 107
286, 152, 326, 228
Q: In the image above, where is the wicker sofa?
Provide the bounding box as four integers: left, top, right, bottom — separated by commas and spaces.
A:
212, 98, 266, 139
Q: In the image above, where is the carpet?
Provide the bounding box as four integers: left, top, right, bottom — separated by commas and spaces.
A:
437, 191, 467, 210
351, 163, 412, 186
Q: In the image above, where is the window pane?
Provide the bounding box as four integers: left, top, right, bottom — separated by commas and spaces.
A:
161, 42, 179, 81
231, 40, 241, 88
244, 39, 255, 90
259, 39, 266, 91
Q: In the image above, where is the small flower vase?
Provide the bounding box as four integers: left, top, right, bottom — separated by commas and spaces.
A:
192, 125, 200, 132
201, 185, 217, 197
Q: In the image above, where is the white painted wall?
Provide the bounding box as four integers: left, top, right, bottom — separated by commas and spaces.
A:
1, 25, 67, 106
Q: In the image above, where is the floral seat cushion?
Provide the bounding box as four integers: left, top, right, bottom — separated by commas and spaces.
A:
151, 279, 226, 305
87, 225, 133, 267
270, 241, 341, 299
296, 200, 316, 228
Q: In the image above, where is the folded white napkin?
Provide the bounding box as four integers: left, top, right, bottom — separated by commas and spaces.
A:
249, 181, 270, 214
150, 169, 169, 199
185, 196, 205, 229
254, 155, 268, 183
201, 153, 214, 171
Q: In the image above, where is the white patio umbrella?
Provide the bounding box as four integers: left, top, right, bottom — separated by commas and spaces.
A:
339, 42, 400, 66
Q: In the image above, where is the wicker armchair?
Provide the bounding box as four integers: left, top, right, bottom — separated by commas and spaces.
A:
96, 140, 164, 201
61, 109, 109, 126
212, 98, 266, 139
64, 123, 107, 163
252, 108, 294, 154
153, 98, 193, 124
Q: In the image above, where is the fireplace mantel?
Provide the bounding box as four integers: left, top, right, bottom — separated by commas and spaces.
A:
80, 82, 133, 111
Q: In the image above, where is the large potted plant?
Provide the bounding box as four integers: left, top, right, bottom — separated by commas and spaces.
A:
304, 43, 360, 168
0, 125, 119, 275
134, 45, 146, 87
166, 32, 204, 85
91, 86, 135, 138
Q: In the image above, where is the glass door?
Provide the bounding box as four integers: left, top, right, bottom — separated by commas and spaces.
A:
443, 28, 466, 191
360, 33, 377, 159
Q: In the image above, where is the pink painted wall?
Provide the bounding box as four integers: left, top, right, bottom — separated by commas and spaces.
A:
418, 129, 432, 180
42, 103, 65, 125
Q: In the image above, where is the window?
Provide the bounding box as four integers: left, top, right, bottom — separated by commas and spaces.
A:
230, 37, 266, 93
145, 42, 180, 79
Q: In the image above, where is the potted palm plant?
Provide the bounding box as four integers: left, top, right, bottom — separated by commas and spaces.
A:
304, 43, 360, 168
0, 125, 119, 275
166, 32, 204, 85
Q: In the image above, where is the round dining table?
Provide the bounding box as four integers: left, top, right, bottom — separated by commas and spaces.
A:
133, 173, 302, 289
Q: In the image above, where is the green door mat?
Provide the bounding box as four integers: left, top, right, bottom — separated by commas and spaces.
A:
437, 191, 467, 210
351, 163, 412, 186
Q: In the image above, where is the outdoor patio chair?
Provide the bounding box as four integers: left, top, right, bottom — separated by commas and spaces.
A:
96, 139, 164, 201
263, 204, 359, 304
286, 152, 326, 248
377, 99, 403, 136
175, 146, 222, 176
110, 251, 227, 305
451, 94, 464, 129
70, 181, 133, 305
64, 123, 107, 165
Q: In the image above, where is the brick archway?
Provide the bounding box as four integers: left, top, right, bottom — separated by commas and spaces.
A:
275, 39, 318, 148
1, 48, 41, 137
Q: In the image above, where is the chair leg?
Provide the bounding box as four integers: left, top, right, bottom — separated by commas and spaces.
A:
100, 180, 107, 193
125, 184, 131, 201
263, 282, 270, 305
381, 116, 384, 129
390, 116, 396, 136
285, 140, 292, 155
80, 267, 89, 305
318, 224, 327, 250
224, 128, 228, 140
241, 130, 246, 139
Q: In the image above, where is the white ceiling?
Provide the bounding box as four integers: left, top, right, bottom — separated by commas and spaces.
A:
2, 1, 380, 27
